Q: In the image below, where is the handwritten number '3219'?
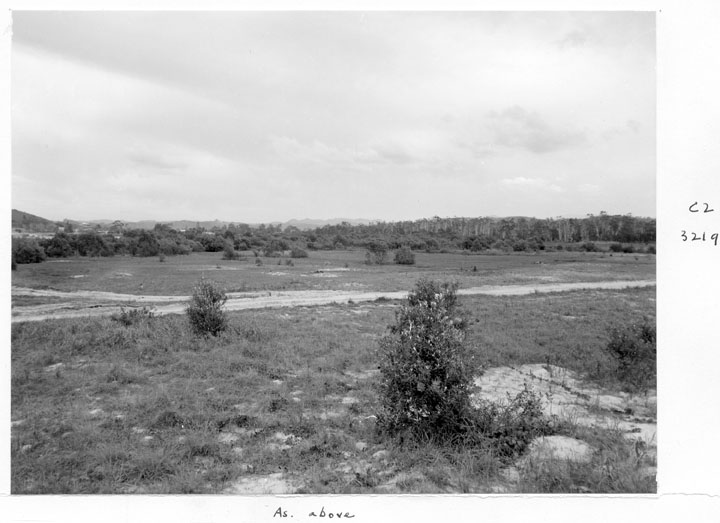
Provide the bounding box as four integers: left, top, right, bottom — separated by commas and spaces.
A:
681, 231, 719, 245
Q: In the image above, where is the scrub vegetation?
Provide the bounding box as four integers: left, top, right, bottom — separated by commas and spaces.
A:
11, 260, 656, 493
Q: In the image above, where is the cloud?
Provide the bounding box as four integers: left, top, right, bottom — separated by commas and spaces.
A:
488, 106, 587, 154
557, 30, 589, 49
127, 150, 187, 172
502, 177, 544, 187
11, 12, 655, 222
371, 143, 415, 165
501, 177, 566, 193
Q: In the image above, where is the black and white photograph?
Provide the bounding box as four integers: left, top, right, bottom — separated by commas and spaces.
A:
9, 10, 660, 497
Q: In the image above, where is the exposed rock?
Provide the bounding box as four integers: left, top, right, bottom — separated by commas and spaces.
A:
473, 364, 657, 445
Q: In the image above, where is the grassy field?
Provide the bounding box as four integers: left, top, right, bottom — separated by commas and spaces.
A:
11, 281, 656, 494
11, 249, 655, 296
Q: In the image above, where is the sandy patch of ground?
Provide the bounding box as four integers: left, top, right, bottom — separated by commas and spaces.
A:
473, 364, 657, 444
476, 365, 656, 493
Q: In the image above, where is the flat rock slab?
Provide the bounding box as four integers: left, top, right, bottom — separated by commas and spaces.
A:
473, 364, 657, 445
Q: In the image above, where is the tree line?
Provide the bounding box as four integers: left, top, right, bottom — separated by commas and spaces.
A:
11, 212, 655, 266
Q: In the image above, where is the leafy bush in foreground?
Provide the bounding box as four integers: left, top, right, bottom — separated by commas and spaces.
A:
186, 279, 228, 337
605, 320, 656, 392
377, 279, 478, 440
377, 278, 553, 457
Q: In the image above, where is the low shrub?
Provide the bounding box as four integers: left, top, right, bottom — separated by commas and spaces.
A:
604, 320, 656, 392
512, 240, 529, 252
473, 385, 552, 459
394, 246, 415, 265
222, 241, 239, 261
490, 240, 512, 252
186, 279, 228, 337
290, 247, 308, 258
365, 240, 388, 265
609, 243, 623, 253
112, 306, 155, 327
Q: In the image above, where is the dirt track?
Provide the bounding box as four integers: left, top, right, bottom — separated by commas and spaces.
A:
11, 279, 655, 323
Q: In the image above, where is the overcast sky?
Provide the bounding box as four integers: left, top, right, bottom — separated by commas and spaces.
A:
12, 11, 655, 223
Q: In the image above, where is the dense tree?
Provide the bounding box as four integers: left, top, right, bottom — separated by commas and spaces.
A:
42, 232, 75, 258
12, 237, 47, 264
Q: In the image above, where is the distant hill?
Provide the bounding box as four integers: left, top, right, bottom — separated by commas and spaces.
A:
11, 209, 58, 233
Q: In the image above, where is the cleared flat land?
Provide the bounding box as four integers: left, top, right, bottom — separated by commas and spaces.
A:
11, 249, 656, 494
12, 249, 654, 295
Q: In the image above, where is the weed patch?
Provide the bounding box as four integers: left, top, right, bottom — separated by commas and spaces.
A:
604, 320, 656, 392
186, 279, 228, 337
112, 306, 155, 327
